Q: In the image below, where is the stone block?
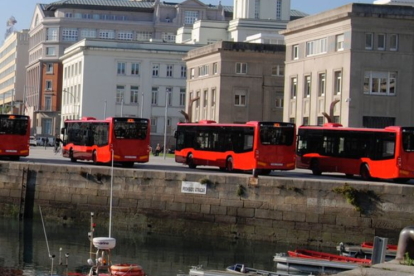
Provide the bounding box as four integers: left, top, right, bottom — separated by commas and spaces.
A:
282, 211, 305, 222
227, 207, 237, 216
245, 218, 273, 227
88, 196, 108, 206
237, 208, 254, 218
255, 209, 282, 220
186, 203, 201, 213
210, 205, 227, 216
220, 199, 243, 207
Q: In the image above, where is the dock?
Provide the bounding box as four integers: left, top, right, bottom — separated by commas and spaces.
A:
336, 260, 414, 275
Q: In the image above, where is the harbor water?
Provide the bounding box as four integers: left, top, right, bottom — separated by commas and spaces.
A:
0, 217, 307, 276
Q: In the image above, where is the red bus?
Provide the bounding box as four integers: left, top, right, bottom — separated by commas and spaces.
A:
174, 120, 296, 175
0, 114, 30, 160
61, 117, 150, 167
296, 123, 414, 182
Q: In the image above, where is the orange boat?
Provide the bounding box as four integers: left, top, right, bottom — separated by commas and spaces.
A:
288, 249, 371, 265
361, 242, 398, 251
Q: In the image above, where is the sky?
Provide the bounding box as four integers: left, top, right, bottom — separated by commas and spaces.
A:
0, 0, 374, 43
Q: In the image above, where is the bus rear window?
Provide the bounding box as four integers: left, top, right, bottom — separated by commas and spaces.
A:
114, 120, 148, 140
0, 117, 28, 135
260, 126, 294, 146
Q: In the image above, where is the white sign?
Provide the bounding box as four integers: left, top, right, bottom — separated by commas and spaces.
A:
181, 181, 207, 194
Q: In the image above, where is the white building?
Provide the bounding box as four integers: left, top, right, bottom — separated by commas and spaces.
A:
60, 39, 197, 147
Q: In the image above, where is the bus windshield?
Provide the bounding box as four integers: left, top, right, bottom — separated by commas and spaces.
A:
0, 116, 29, 135
259, 123, 294, 146
114, 118, 148, 140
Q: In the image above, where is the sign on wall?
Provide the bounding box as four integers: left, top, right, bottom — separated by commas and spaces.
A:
181, 181, 207, 194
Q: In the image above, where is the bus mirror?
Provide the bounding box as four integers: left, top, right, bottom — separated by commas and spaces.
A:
60, 128, 65, 135
174, 131, 178, 139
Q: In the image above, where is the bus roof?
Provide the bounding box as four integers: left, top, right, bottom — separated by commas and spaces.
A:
299, 123, 403, 133
178, 120, 294, 128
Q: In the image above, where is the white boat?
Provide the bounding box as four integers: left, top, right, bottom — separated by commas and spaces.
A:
337, 242, 396, 261
189, 264, 293, 276
273, 253, 363, 275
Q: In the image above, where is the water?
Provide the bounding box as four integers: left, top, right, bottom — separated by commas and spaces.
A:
0, 218, 300, 276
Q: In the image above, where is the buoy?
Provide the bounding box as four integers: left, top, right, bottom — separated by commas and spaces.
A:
111, 264, 144, 276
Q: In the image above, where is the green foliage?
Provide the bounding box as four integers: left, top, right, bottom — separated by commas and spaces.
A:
332, 183, 379, 214
199, 178, 216, 186
237, 185, 246, 197
402, 252, 414, 266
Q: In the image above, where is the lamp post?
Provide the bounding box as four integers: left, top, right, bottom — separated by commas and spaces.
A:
163, 89, 171, 159
140, 91, 144, 118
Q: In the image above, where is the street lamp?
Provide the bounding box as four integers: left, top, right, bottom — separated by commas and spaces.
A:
140, 91, 144, 118
62, 89, 78, 119
163, 89, 171, 159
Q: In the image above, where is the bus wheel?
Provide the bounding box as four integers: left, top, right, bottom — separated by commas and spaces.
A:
10, 156, 20, 161
226, 157, 234, 172
310, 159, 322, 175
92, 151, 98, 165
122, 162, 134, 168
260, 169, 271, 175
69, 149, 77, 163
360, 164, 371, 180
393, 178, 410, 184
187, 154, 196, 169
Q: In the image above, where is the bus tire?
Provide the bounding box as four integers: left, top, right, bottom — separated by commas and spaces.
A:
260, 169, 272, 175
122, 162, 134, 168
92, 151, 98, 165
187, 154, 196, 169
310, 159, 322, 175
360, 164, 371, 180
69, 149, 77, 163
226, 157, 234, 172
393, 178, 410, 183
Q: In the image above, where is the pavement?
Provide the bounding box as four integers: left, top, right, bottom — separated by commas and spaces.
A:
336, 260, 414, 275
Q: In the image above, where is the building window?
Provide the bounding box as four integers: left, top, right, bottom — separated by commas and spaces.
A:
80, 29, 96, 39
378, 34, 386, 50
211, 88, 216, 120
303, 117, 309, 126
333, 116, 340, 124
213, 63, 218, 74
151, 87, 158, 105
181, 66, 187, 78
199, 65, 208, 76
136, 31, 152, 41
306, 38, 327, 56
317, 116, 324, 126
46, 28, 58, 41
45, 80, 52, 91
318, 73, 326, 96
117, 31, 133, 40
254, 0, 260, 19
116, 85, 124, 103
334, 71, 342, 95
180, 88, 186, 106
131, 63, 140, 75
99, 30, 115, 39
46, 47, 56, 56
235, 91, 246, 106
190, 68, 195, 79
44, 96, 52, 111
152, 64, 159, 77
275, 97, 284, 108
184, 11, 199, 24
162, 32, 176, 42
46, 63, 53, 74
167, 65, 173, 77
289, 118, 295, 124
390, 34, 398, 51
364, 71, 397, 95
304, 76, 311, 98
62, 28, 78, 41
166, 87, 172, 106
235, 63, 247, 74
365, 33, 373, 50
336, 34, 344, 51
130, 86, 139, 104
272, 65, 284, 76
117, 62, 126, 75
293, 45, 299, 60
276, 0, 282, 20
291, 77, 297, 99
44, 118, 52, 135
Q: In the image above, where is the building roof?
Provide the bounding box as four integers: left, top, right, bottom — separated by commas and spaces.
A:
43, 0, 233, 13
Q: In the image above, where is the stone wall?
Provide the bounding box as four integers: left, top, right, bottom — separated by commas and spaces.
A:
0, 161, 412, 247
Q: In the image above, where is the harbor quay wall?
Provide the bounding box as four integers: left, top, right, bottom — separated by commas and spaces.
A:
0, 161, 412, 247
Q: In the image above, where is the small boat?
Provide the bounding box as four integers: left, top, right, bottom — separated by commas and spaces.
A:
189, 264, 292, 276
361, 241, 398, 251
288, 249, 371, 264
274, 253, 365, 275
337, 242, 396, 260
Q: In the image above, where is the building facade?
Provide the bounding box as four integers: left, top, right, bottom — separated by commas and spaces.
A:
283, 3, 414, 128
0, 30, 29, 115
184, 41, 286, 123
61, 39, 197, 149
26, 0, 231, 136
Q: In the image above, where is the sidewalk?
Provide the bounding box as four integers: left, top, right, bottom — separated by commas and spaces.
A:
336, 260, 414, 275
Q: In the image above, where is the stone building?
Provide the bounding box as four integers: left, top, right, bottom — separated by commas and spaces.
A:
283, 3, 414, 128
183, 41, 285, 123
